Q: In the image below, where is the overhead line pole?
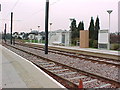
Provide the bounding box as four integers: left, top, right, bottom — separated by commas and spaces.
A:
0, 4, 1, 12
10, 12, 13, 45
4, 23, 7, 43
45, 0, 49, 54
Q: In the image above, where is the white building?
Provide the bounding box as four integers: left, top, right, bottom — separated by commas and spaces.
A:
28, 30, 42, 43
28, 33, 35, 40
13, 32, 25, 39
13, 32, 19, 38
36, 34, 42, 43
48, 29, 70, 46
19, 32, 25, 39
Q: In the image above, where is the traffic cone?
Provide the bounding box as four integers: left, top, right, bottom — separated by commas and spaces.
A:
78, 79, 83, 88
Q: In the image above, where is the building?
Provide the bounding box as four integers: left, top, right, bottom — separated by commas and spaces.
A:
13, 32, 27, 39
48, 29, 70, 46
19, 32, 25, 39
28, 30, 42, 43
13, 32, 19, 38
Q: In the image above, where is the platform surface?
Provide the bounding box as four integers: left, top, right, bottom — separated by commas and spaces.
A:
0, 45, 65, 88
30, 43, 119, 56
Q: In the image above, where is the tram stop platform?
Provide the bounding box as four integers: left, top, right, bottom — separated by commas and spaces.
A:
0, 45, 65, 88
30, 43, 119, 60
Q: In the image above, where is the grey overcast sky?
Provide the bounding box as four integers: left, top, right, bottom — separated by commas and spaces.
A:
0, 0, 119, 33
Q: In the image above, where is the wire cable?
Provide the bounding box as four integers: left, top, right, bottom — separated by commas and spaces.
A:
4, 0, 20, 18
31, 0, 61, 15
11, 0, 20, 12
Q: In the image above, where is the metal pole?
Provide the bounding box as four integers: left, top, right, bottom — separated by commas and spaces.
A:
107, 10, 112, 50
10, 12, 13, 45
4, 23, 6, 43
49, 23, 52, 44
0, 4, 1, 12
108, 14, 110, 50
45, 0, 49, 54
38, 26, 40, 43
13, 37, 15, 45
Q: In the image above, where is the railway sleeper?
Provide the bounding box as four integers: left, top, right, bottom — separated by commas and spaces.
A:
45, 66, 62, 70
41, 64, 55, 67
68, 75, 87, 80
75, 79, 112, 88
57, 72, 77, 76
50, 69, 69, 73
95, 83, 111, 88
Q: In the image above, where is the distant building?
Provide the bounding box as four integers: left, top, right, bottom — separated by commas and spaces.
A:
19, 32, 25, 39
13, 32, 25, 39
13, 32, 19, 38
28, 30, 43, 43
48, 29, 70, 46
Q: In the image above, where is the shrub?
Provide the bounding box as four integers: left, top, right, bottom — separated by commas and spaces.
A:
89, 39, 98, 48
89, 39, 94, 48
93, 40, 98, 48
111, 44, 120, 50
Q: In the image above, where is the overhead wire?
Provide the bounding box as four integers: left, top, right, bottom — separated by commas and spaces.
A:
2, 0, 20, 33
2, 0, 62, 32
10, 0, 20, 12
31, 0, 61, 15
18, 0, 62, 32
4, 0, 20, 19
20, 0, 62, 23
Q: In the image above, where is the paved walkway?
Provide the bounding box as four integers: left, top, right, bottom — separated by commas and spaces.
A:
0, 45, 65, 88
30, 43, 119, 56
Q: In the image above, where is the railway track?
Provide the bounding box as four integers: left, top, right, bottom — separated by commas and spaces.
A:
3, 43, 120, 88
15, 42, 120, 67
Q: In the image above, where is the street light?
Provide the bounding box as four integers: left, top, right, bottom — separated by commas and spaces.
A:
107, 10, 113, 50
30, 28, 32, 32
38, 26, 40, 30
50, 23, 52, 32
38, 26, 40, 43
49, 23, 52, 44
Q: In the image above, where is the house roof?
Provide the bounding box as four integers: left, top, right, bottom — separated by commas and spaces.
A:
49, 29, 70, 33
29, 30, 39, 35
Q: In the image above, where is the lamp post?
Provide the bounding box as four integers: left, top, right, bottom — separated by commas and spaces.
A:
107, 10, 113, 50
50, 23, 52, 31
38, 26, 40, 43
49, 23, 52, 44
38, 26, 40, 31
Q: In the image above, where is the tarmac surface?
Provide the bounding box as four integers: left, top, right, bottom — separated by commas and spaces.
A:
0, 45, 65, 88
